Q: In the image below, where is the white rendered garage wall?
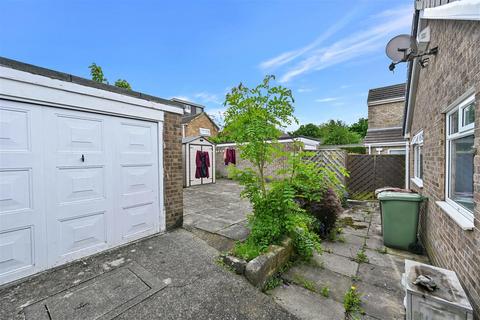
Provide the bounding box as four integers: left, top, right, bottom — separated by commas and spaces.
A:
0, 65, 182, 285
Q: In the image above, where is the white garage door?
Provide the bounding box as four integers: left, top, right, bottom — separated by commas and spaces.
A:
0, 100, 161, 284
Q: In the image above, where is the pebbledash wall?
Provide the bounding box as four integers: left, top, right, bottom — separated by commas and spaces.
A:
407, 20, 480, 314
164, 112, 184, 229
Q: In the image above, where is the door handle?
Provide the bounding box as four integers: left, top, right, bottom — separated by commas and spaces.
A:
81, 154, 85, 162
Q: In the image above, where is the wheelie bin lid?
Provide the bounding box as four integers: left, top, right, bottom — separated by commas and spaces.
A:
377, 191, 424, 202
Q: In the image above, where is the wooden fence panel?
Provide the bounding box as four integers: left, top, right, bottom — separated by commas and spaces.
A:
308, 149, 347, 184
346, 154, 405, 200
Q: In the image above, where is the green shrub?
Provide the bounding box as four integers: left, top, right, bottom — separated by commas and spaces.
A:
344, 286, 363, 316
308, 188, 343, 238
232, 239, 264, 261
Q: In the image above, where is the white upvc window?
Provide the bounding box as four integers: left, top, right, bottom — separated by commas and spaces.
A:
445, 94, 475, 223
199, 127, 211, 136
411, 131, 424, 187
388, 148, 406, 155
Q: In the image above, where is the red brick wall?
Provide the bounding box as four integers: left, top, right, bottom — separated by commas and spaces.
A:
163, 112, 183, 229
408, 20, 480, 315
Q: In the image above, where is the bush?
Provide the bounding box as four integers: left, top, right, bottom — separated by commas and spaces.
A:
308, 188, 343, 238
232, 239, 263, 261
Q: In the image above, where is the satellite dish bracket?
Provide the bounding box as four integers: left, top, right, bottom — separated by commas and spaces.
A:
388, 46, 438, 72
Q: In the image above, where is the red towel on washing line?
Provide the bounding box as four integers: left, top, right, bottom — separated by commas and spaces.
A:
195, 151, 210, 178
224, 148, 236, 165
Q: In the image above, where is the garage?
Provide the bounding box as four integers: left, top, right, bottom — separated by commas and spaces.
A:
0, 58, 184, 285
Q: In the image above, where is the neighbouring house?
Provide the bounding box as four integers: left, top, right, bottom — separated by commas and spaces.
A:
402, 0, 480, 315
363, 83, 407, 155
171, 98, 219, 138
215, 133, 321, 178
0, 57, 184, 285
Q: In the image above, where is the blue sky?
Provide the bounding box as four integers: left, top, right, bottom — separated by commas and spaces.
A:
0, 0, 412, 130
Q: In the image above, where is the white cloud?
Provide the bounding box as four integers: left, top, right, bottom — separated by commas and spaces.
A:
315, 97, 339, 103
297, 87, 313, 93
194, 92, 223, 105
259, 5, 413, 83
259, 8, 359, 70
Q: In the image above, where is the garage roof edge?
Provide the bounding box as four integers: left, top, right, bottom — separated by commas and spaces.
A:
0, 56, 184, 113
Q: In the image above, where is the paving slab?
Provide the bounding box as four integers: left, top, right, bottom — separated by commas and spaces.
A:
284, 263, 352, 303
323, 241, 362, 259
356, 281, 405, 320
183, 179, 251, 244
364, 249, 404, 270
365, 235, 384, 250
271, 284, 345, 320
314, 252, 358, 277
217, 222, 250, 241
0, 230, 295, 320
341, 233, 366, 246
357, 263, 403, 294
383, 247, 430, 264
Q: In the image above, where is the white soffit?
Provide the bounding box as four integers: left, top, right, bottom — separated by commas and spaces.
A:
422, 0, 480, 21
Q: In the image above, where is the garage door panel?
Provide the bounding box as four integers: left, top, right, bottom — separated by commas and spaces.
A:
121, 203, 155, 239
0, 101, 46, 285
119, 122, 153, 153
59, 212, 107, 256
0, 169, 32, 214
0, 227, 33, 276
57, 166, 105, 204
56, 114, 103, 153
45, 108, 114, 266
0, 107, 30, 152
116, 119, 159, 243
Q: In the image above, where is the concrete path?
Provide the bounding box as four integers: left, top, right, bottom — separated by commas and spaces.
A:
183, 179, 251, 251
270, 202, 429, 320
0, 229, 296, 320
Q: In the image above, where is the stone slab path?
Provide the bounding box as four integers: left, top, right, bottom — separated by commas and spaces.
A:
270, 202, 429, 320
183, 179, 252, 251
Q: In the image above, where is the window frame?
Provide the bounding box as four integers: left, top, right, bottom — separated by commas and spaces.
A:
445, 94, 475, 223
199, 127, 211, 136
411, 130, 424, 187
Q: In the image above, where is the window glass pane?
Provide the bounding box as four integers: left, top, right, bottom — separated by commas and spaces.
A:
449, 135, 474, 212
462, 102, 475, 126
419, 146, 423, 179
449, 110, 458, 134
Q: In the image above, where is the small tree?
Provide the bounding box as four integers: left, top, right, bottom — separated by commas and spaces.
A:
89, 63, 132, 90
223, 75, 296, 195
318, 120, 361, 145
291, 123, 322, 139
89, 63, 108, 84
114, 79, 132, 90
350, 118, 368, 138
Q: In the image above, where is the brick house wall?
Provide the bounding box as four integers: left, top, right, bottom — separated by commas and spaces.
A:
407, 20, 480, 315
368, 101, 404, 129
164, 112, 184, 229
184, 113, 219, 137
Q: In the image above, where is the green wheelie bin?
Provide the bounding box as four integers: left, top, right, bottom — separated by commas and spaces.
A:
377, 192, 424, 250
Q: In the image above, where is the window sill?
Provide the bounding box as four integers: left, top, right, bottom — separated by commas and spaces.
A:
411, 177, 423, 188
436, 201, 474, 231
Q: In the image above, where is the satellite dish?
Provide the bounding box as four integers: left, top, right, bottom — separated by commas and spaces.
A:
385, 34, 417, 63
